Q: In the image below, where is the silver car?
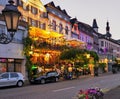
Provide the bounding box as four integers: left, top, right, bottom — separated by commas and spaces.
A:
0, 72, 25, 87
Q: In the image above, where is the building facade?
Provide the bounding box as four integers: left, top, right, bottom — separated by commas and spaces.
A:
98, 21, 120, 71
1, 0, 120, 77
0, 0, 27, 76
45, 1, 71, 40
70, 18, 94, 50
0, 0, 47, 77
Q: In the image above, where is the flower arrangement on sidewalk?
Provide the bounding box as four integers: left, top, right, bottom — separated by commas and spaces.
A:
76, 87, 104, 99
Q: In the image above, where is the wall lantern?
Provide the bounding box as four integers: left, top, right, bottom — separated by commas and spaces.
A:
0, 0, 21, 44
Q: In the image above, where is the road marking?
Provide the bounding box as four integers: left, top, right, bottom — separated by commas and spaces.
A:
53, 86, 75, 92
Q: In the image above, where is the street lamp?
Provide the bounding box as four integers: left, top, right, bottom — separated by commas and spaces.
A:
0, 0, 21, 44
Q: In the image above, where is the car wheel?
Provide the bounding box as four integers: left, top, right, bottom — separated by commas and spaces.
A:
17, 81, 23, 87
55, 77, 59, 82
41, 79, 45, 84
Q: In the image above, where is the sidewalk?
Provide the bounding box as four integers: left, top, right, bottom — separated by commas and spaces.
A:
104, 86, 120, 99
100, 72, 120, 99
80, 72, 120, 99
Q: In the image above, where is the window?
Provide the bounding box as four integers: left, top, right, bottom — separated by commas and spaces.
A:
41, 23, 46, 30
10, 73, 18, 78
31, 20, 35, 26
47, 72, 53, 76
28, 18, 32, 26
21, 16, 27, 22
74, 25, 77, 31
40, 12, 48, 18
30, 19, 38, 27
52, 20, 56, 31
65, 26, 68, 35
1, 73, 9, 79
101, 41, 104, 47
31, 6, 38, 14
59, 23, 63, 33
105, 41, 106, 47
0, 58, 22, 73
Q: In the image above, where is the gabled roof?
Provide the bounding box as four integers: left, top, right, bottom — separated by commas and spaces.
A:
48, 1, 55, 7
62, 9, 67, 15
78, 21, 94, 34
23, 0, 46, 12
57, 6, 61, 10
45, 1, 71, 18
70, 18, 94, 37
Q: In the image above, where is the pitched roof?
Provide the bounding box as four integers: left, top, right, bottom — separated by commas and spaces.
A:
45, 1, 71, 18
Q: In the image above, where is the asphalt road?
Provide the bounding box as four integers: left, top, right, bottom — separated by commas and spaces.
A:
0, 72, 120, 99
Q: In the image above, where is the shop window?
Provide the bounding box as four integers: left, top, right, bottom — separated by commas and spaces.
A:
8, 63, 14, 72
0, 59, 22, 73
15, 64, 21, 72
0, 63, 6, 73
0, 59, 7, 62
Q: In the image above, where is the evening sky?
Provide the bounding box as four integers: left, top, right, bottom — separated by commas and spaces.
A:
41, 0, 120, 40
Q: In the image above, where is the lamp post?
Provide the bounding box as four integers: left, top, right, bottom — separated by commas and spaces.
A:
0, 0, 21, 44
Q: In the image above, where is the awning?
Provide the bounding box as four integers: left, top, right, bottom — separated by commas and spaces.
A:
50, 31, 64, 38
29, 27, 50, 38
29, 27, 64, 39
66, 39, 85, 47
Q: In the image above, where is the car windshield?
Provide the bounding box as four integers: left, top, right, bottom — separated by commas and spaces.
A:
35, 72, 46, 77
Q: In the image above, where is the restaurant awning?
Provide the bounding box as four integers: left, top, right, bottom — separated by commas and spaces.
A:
29, 27, 64, 39
66, 39, 85, 47
50, 31, 64, 38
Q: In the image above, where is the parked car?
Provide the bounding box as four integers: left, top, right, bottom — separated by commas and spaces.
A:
30, 71, 60, 84
0, 72, 25, 87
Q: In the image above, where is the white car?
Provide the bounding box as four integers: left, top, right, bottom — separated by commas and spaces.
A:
0, 72, 25, 87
